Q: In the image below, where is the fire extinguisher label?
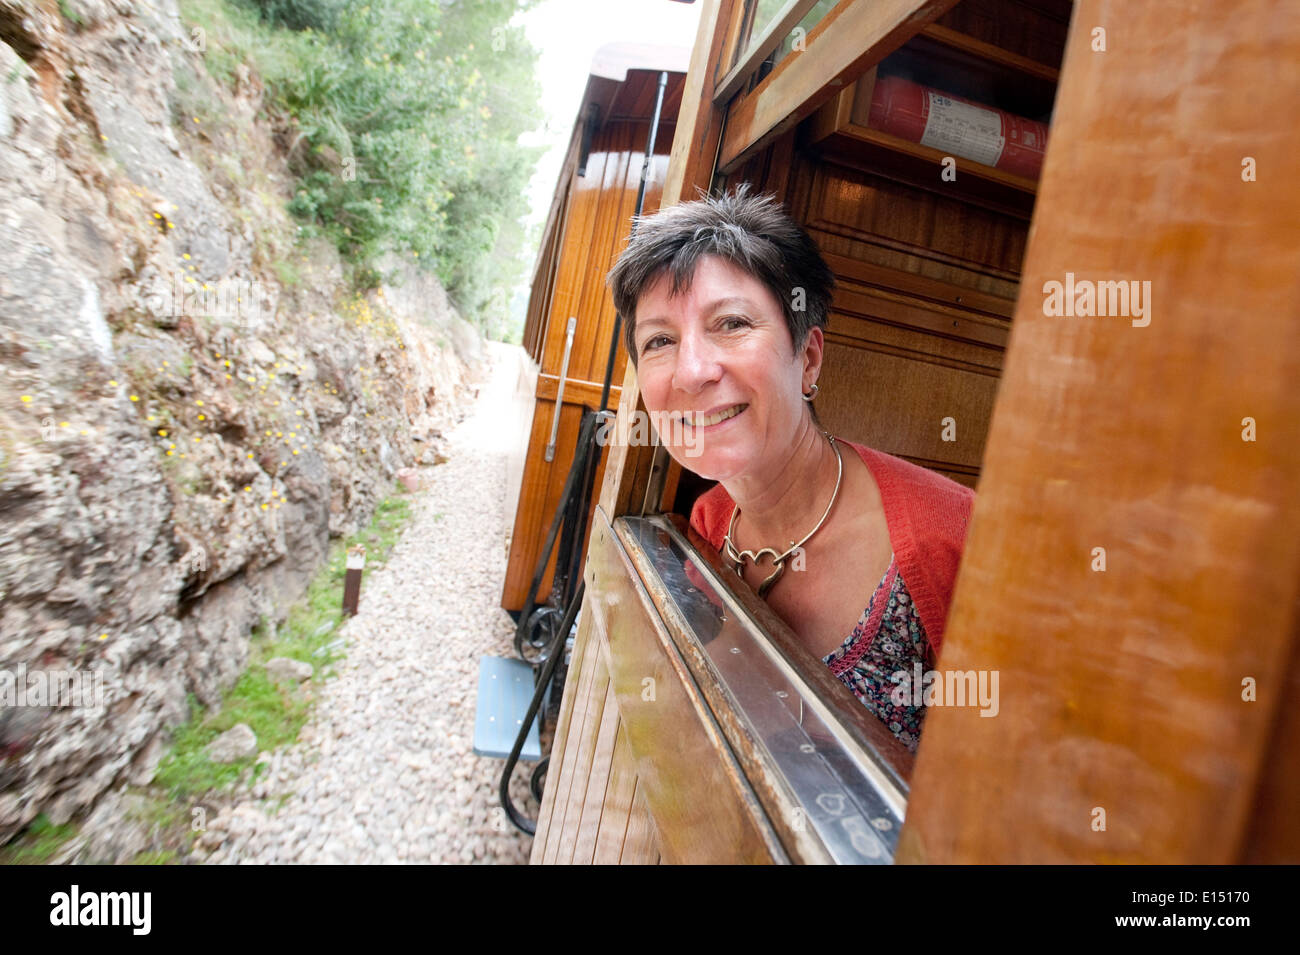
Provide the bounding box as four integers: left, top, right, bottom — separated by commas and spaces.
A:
920, 92, 1006, 168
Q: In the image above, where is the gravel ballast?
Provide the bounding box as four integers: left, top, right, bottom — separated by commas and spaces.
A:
197, 343, 541, 864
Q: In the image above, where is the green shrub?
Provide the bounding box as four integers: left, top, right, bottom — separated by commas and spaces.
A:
247, 0, 345, 32
182, 0, 544, 329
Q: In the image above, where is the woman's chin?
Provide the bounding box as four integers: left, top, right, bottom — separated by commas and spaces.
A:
670, 445, 747, 483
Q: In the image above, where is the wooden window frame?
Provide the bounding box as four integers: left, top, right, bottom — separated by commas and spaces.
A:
716, 0, 961, 173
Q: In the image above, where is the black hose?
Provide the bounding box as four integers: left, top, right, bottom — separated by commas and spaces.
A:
529, 756, 549, 804
498, 580, 584, 835
513, 411, 597, 653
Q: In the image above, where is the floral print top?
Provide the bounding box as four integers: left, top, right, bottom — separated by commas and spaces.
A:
820, 554, 931, 753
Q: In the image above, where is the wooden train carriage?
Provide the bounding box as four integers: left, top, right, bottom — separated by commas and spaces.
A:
501, 44, 690, 613
529, 0, 1300, 864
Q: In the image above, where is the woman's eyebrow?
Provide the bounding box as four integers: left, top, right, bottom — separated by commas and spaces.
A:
636, 316, 670, 334
637, 297, 758, 329
703, 296, 757, 314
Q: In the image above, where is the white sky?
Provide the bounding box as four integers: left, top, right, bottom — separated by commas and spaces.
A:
514, 0, 702, 229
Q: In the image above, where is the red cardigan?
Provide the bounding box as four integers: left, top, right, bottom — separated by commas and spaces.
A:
689, 439, 975, 658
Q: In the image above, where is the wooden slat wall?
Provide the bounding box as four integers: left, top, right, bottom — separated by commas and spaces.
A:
523, 175, 573, 363
931, 0, 1073, 69
531, 601, 663, 864
533, 509, 780, 864
532, 576, 663, 864
896, 0, 1300, 863
796, 157, 1029, 487
528, 591, 664, 864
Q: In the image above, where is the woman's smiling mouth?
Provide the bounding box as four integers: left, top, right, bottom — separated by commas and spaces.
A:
681, 403, 749, 429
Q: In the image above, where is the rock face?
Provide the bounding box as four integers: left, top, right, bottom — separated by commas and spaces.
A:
0, 0, 483, 839
206, 724, 257, 764
264, 657, 312, 684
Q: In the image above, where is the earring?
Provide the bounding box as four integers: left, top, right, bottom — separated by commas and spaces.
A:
802, 383, 819, 401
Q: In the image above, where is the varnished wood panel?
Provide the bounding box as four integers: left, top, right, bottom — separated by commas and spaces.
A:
598, 0, 741, 522
898, 0, 1300, 864
502, 122, 670, 610
541, 128, 670, 385
535, 373, 620, 409
533, 641, 665, 865
504, 70, 680, 610
932, 0, 1073, 69
552, 640, 611, 863
1241, 613, 1300, 863
501, 397, 609, 610
530, 582, 587, 857
801, 162, 1028, 287
530, 579, 590, 858
524, 157, 575, 362
818, 340, 995, 482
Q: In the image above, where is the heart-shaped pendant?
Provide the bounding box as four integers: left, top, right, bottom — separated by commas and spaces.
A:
719, 433, 844, 601
727, 545, 788, 598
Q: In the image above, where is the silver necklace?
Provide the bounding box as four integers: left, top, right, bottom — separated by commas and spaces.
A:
723, 433, 843, 598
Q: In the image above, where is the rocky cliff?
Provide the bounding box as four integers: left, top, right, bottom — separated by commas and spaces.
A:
0, 0, 481, 839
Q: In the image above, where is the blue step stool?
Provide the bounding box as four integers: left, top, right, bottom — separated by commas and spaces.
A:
473, 656, 542, 760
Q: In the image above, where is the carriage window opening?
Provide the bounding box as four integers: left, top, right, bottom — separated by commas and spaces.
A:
765, 0, 838, 73
671, 476, 923, 742
616, 514, 909, 863
724, 0, 837, 97
729, 0, 794, 72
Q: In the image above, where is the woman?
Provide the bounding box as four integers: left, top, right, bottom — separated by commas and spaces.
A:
606, 185, 974, 753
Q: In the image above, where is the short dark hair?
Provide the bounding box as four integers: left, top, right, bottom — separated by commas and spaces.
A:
607, 184, 835, 364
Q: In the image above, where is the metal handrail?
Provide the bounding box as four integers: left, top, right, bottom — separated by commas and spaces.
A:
544, 316, 578, 462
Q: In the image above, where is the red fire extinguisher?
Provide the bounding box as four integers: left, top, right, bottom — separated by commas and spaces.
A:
867, 74, 1048, 180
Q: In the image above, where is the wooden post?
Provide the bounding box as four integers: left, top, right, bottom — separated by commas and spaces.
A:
897, 0, 1300, 864
342, 544, 365, 617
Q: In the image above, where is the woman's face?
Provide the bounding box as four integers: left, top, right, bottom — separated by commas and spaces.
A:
632, 254, 823, 482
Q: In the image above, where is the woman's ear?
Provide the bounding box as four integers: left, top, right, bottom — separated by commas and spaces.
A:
800, 326, 825, 390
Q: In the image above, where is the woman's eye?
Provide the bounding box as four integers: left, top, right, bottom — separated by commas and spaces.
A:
641, 334, 671, 354
721, 316, 750, 331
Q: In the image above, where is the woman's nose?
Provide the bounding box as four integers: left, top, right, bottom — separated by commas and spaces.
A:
671, 330, 723, 393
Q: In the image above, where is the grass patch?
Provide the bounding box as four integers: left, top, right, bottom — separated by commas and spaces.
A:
130, 849, 178, 865
0, 815, 79, 865
152, 487, 414, 801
